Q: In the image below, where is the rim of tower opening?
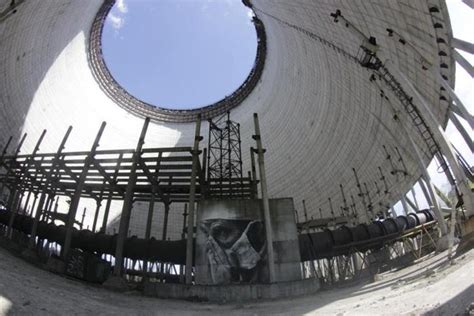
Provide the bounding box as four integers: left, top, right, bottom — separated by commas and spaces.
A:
88, 0, 266, 123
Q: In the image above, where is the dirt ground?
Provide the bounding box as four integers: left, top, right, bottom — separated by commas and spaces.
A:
0, 246, 472, 315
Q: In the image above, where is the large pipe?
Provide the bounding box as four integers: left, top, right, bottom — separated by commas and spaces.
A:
0, 208, 436, 267
299, 210, 435, 261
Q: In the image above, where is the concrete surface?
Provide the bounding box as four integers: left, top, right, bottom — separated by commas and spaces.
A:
0, 245, 472, 315
0, 0, 456, 239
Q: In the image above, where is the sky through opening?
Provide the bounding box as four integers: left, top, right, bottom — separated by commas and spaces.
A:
102, 0, 257, 110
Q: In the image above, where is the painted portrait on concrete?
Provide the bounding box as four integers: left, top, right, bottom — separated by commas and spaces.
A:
196, 199, 268, 285
200, 218, 266, 284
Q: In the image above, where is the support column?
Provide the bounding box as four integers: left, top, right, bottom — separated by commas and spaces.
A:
419, 177, 433, 207
0, 133, 26, 200
387, 62, 474, 218
400, 195, 409, 215
142, 185, 156, 279
113, 118, 150, 276
452, 37, 474, 55
452, 49, 474, 78
92, 198, 102, 233
100, 153, 123, 233
62, 122, 106, 261
185, 116, 201, 284
9, 130, 46, 237
29, 127, 72, 249
462, 0, 474, 9
250, 147, 258, 198
253, 113, 276, 283
411, 187, 420, 210
449, 112, 474, 153
162, 201, 170, 241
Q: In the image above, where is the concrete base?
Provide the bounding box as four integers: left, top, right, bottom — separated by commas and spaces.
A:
143, 277, 320, 302
103, 276, 131, 292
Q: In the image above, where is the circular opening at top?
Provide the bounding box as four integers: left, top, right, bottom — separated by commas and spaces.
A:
101, 0, 257, 110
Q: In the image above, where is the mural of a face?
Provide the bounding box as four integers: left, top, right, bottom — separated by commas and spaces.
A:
200, 219, 266, 284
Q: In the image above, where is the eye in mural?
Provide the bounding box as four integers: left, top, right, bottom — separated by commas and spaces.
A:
200, 219, 266, 284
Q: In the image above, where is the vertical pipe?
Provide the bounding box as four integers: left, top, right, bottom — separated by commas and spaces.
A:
185, 116, 201, 284
253, 113, 275, 283
114, 118, 150, 276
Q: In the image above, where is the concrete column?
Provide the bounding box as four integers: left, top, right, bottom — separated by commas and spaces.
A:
100, 153, 123, 233
253, 113, 276, 283
453, 49, 474, 78
7, 130, 46, 236
452, 37, 474, 54
419, 177, 433, 207
113, 118, 150, 276
29, 126, 72, 249
0, 133, 26, 199
387, 62, 474, 217
63, 122, 106, 262
462, 0, 474, 9
185, 116, 201, 284
91, 198, 102, 232
449, 112, 474, 153
162, 202, 170, 241
404, 133, 448, 235
250, 147, 258, 197
142, 186, 156, 278
400, 195, 409, 215
411, 187, 420, 210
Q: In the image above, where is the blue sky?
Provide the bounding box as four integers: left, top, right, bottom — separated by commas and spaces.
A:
103, 0, 257, 109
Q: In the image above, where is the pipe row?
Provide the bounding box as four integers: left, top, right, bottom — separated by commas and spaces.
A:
1, 209, 435, 265
299, 210, 435, 261
0, 210, 187, 264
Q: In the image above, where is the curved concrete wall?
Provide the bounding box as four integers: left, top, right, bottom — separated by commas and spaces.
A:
0, 0, 455, 239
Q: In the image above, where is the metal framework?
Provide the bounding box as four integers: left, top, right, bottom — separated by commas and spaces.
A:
207, 112, 245, 198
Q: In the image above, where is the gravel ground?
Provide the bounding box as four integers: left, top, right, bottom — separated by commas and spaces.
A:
0, 245, 472, 315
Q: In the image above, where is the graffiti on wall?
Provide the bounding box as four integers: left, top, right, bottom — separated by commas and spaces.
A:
200, 218, 266, 284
